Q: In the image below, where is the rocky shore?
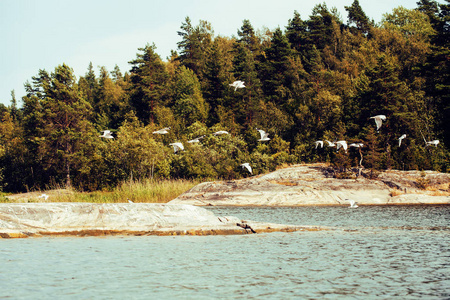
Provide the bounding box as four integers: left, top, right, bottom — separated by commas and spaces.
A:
0, 203, 324, 238
169, 164, 450, 206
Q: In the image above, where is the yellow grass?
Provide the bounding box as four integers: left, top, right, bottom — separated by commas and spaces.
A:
2, 178, 200, 204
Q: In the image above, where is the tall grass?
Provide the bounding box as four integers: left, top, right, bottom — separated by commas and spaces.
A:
13, 178, 201, 203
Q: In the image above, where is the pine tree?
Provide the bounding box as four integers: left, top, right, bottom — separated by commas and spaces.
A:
345, 0, 371, 35
176, 17, 213, 80
286, 11, 308, 53
129, 44, 169, 124
258, 28, 293, 103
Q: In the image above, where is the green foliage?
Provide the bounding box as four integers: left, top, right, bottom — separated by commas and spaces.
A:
2, 2, 450, 193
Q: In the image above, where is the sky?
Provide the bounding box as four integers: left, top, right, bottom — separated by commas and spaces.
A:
0, 0, 424, 107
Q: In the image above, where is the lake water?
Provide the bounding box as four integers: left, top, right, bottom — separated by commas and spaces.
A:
1, 205, 449, 299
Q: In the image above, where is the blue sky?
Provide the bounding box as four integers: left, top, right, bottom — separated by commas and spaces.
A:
1, 0, 423, 107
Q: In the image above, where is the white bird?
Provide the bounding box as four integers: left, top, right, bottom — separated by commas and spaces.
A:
213, 131, 229, 136
426, 140, 439, 147
128, 199, 133, 203
169, 142, 184, 153
187, 135, 205, 143
326, 140, 336, 147
398, 134, 407, 147
99, 130, 114, 139
38, 193, 49, 201
153, 127, 170, 134
256, 129, 270, 141
345, 199, 359, 208
349, 143, 364, 148
336, 141, 348, 152
314, 141, 324, 149
370, 115, 386, 131
240, 163, 253, 174
229, 80, 246, 91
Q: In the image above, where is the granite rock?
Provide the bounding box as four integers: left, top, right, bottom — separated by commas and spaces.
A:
169, 164, 450, 206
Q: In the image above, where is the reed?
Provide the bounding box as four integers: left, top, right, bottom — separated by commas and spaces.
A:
25, 178, 200, 203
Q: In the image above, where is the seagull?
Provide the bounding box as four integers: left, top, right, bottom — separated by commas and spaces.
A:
256, 129, 270, 141
229, 80, 246, 91
240, 163, 253, 174
349, 143, 364, 148
153, 127, 170, 134
370, 115, 386, 131
326, 140, 336, 147
187, 135, 205, 143
314, 141, 324, 149
38, 193, 49, 201
336, 141, 348, 152
213, 131, 229, 136
426, 140, 439, 147
99, 130, 114, 139
398, 134, 407, 147
345, 199, 359, 208
169, 142, 184, 153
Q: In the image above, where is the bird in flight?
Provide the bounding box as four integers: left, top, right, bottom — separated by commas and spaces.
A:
345, 199, 359, 208
38, 193, 49, 201
240, 163, 253, 175
336, 141, 348, 152
99, 130, 114, 139
187, 136, 205, 143
426, 140, 439, 147
256, 129, 270, 142
153, 127, 170, 134
213, 131, 229, 136
370, 115, 386, 131
326, 140, 336, 147
398, 134, 407, 147
349, 143, 363, 148
314, 141, 324, 149
169, 142, 184, 153
229, 80, 246, 91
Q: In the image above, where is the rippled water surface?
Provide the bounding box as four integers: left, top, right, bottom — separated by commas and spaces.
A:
1, 206, 449, 299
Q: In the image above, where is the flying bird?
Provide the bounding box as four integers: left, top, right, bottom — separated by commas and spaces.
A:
229, 80, 246, 91
349, 143, 364, 148
169, 142, 184, 153
345, 199, 359, 208
336, 141, 348, 152
99, 130, 114, 139
370, 115, 386, 131
326, 140, 336, 147
213, 131, 229, 136
398, 134, 407, 147
256, 129, 270, 141
38, 193, 49, 201
187, 135, 205, 143
240, 163, 253, 174
153, 127, 170, 134
426, 140, 439, 147
314, 141, 324, 149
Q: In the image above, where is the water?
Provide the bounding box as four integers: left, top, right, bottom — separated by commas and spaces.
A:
1, 206, 449, 299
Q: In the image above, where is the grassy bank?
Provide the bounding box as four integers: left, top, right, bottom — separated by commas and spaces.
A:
2, 178, 201, 203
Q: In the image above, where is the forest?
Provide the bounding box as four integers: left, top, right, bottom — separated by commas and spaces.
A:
0, 0, 449, 193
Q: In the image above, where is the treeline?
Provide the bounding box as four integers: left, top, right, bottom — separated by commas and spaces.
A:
0, 0, 449, 192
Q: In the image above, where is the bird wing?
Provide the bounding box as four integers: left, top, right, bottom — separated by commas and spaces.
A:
257, 130, 266, 139
374, 117, 382, 130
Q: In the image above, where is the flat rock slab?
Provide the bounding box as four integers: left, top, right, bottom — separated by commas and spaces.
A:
169, 165, 450, 206
0, 203, 323, 238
